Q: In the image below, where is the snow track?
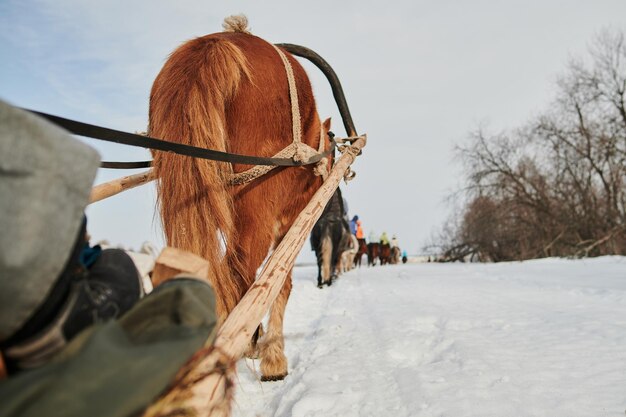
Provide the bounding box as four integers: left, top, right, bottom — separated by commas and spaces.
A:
233, 257, 626, 417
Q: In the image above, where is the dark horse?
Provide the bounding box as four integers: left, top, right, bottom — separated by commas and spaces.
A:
150, 16, 331, 381
367, 242, 380, 266
311, 188, 351, 288
353, 238, 368, 267
379, 243, 391, 265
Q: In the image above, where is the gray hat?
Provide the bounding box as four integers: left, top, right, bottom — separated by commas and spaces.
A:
0, 100, 100, 342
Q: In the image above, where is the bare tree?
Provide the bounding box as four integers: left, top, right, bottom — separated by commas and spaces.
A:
437, 29, 626, 261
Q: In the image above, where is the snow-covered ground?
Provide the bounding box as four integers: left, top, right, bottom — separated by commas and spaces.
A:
232, 257, 626, 417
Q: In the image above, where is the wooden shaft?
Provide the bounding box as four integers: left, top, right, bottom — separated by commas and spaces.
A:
215, 135, 366, 356
142, 134, 366, 417
89, 169, 156, 204
151, 247, 210, 287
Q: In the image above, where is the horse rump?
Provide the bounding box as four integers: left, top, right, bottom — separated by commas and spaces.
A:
354, 238, 368, 268
310, 189, 349, 287
379, 243, 391, 265
390, 246, 401, 264
367, 242, 380, 266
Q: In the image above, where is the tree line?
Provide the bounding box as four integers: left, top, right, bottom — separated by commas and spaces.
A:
437, 30, 626, 262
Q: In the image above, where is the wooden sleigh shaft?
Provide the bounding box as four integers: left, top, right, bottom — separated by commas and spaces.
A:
89, 170, 156, 204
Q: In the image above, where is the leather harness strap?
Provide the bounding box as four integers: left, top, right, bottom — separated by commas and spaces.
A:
26, 110, 334, 168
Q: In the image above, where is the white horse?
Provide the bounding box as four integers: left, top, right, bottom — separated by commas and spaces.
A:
339, 234, 359, 273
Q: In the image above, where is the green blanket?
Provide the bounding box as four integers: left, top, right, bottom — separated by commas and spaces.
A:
0, 278, 217, 417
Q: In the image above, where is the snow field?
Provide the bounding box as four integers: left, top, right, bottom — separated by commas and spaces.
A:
232, 257, 626, 417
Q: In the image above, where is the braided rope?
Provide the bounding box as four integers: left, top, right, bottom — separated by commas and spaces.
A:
143, 345, 235, 417
229, 142, 318, 185
228, 43, 330, 186
271, 45, 302, 148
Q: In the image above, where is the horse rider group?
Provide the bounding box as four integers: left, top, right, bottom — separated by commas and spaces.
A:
348, 215, 404, 265
351, 220, 399, 250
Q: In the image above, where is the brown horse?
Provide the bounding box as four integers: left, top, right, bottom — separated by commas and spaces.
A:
379, 243, 391, 265
149, 16, 330, 381
354, 238, 367, 267
367, 242, 380, 266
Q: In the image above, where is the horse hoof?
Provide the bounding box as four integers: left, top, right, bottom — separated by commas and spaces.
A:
261, 373, 287, 382
317, 284, 324, 289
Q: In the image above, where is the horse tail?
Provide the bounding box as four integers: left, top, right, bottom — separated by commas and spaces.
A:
149, 33, 251, 316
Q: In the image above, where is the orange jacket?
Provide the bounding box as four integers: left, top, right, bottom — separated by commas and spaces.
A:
356, 221, 364, 239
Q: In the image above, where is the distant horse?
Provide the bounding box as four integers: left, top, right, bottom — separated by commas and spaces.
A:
379, 243, 391, 265
353, 238, 368, 267
150, 16, 331, 381
367, 242, 380, 266
339, 234, 359, 273
311, 188, 351, 288
390, 246, 401, 264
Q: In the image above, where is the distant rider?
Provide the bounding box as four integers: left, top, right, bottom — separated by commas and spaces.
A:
349, 215, 358, 235
355, 220, 366, 248
380, 232, 390, 246
356, 220, 365, 240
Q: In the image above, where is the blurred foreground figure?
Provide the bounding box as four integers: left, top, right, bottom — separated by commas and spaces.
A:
0, 100, 217, 417
0, 99, 141, 373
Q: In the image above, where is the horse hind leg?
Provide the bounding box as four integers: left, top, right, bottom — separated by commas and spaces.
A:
259, 272, 292, 381
230, 215, 275, 359
319, 234, 332, 288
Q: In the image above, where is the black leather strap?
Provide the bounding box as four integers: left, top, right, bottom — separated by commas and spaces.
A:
27, 110, 334, 168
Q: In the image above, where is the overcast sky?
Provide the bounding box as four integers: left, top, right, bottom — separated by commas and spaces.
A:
1, 1, 625, 262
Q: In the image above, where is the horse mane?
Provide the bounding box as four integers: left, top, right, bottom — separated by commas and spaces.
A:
321, 188, 345, 220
